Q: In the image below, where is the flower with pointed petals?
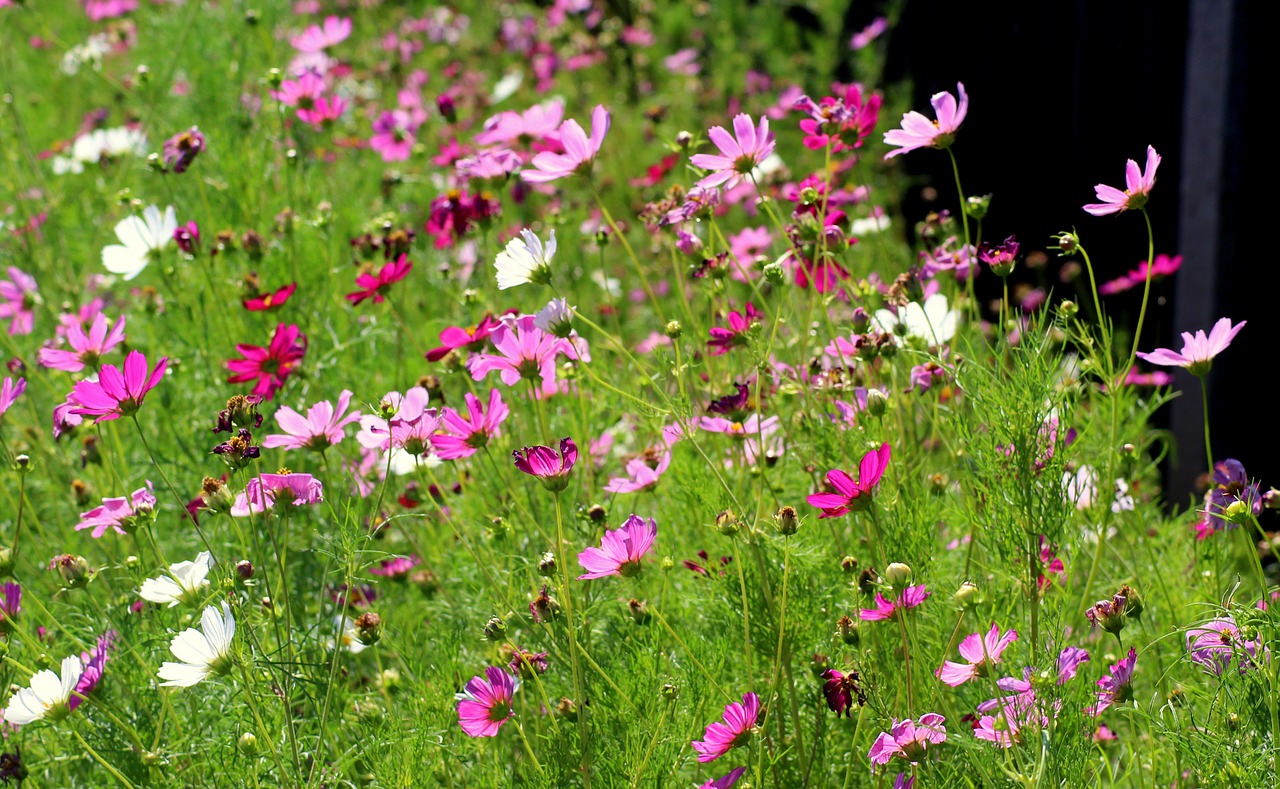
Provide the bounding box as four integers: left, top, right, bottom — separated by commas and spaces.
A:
577, 514, 657, 580
426, 313, 506, 362
356, 387, 440, 456
370, 110, 422, 162
291, 15, 351, 52
0, 267, 37, 336
76, 483, 155, 538
1186, 616, 1265, 675
692, 692, 760, 762
871, 293, 959, 347
513, 437, 577, 492
226, 323, 307, 400
883, 83, 967, 158
468, 315, 576, 397
370, 555, 420, 579
603, 452, 671, 494
431, 389, 509, 460
1090, 648, 1137, 714
346, 254, 412, 305
456, 666, 518, 737
139, 551, 215, 607
68, 350, 168, 423
690, 114, 776, 190
69, 632, 114, 711
1084, 146, 1160, 216
263, 390, 362, 452
243, 283, 297, 312
0, 376, 25, 420
1135, 317, 1245, 378
495, 229, 556, 289
868, 713, 947, 766
475, 99, 564, 147
1100, 253, 1181, 295
231, 472, 324, 517
39, 312, 127, 372
521, 105, 610, 183
706, 302, 762, 355
861, 584, 930, 621
158, 602, 236, 687
807, 443, 891, 518
937, 624, 1018, 686
102, 205, 177, 280
3, 655, 84, 725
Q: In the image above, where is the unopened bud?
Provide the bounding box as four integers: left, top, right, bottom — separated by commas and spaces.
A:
238, 732, 258, 754
627, 598, 650, 625
954, 581, 981, 608
483, 616, 507, 641
660, 683, 680, 701
1054, 231, 1079, 255
1059, 300, 1079, 319
762, 261, 784, 284
664, 320, 683, 339
714, 509, 741, 537
774, 505, 799, 535
840, 556, 859, 574
354, 612, 383, 646
884, 562, 912, 589
865, 389, 888, 418
836, 615, 859, 645
236, 560, 254, 580
675, 131, 693, 150
538, 551, 557, 577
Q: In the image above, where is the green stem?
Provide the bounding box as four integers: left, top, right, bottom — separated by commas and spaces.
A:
554, 496, 592, 787
1122, 208, 1157, 378
71, 727, 137, 789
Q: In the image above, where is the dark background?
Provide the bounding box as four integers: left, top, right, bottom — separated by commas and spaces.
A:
839, 0, 1265, 510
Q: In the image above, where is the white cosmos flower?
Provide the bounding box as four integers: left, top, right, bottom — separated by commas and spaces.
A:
4, 655, 85, 725
329, 616, 368, 654
158, 602, 236, 688
494, 228, 555, 290
102, 205, 177, 281
139, 551, 215, 607
871, 292, 959, 347
490, 71, 524, 104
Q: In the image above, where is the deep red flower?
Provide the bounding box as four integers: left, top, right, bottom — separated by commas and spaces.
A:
346, 255, 412, 305
226, 323, 307, 400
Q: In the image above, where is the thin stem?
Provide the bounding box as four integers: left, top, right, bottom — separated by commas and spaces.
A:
71, 727, 138, 789
946, 147, 976, 317
514, 721, 545, 776
631, 701, 671, 788
732, 536, 754, 689
650, 605, 733, 702
237, 661, 293, 786
1199, 376, 1214, 477
1122, 208, 1158, 377
896, 608, 915, 713
554, 496, 592, 787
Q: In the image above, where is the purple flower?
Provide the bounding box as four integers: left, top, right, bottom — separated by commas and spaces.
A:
1186, 617, 1266, 675
1200, 459, 1262, 532
69, 631, 116, 711
1090, 647, 1136, 714
513, 437, 577, 492
0, 267, 37, 336
162, 127, 206, 173
0, 582, 20, 622
0, 376, 26, 420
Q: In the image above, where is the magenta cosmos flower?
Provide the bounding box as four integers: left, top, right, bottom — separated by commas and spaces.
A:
346, 254, 412, 305
1090, 647, 1137, 715
0, 376, 26, 419
76, 484, 156, 538
1099, 253, 1181, 295
356, 387, 440, 456
689, 114, 775, 190
1084, 145, 1160, 216
69, 350, 168, 423
861, 584, 930, 621
456, 666, 517, 737
699, 768, 747, 789
226, 323, 307, 400
577, 514, 657, 580
38, 312, 127, 372
883, 83, 967, 158
370, 110, 422, 162
807, 442, 891, 518
937, 623, 1018, 687
692, 692, 760, 762
513, 437, 577, 492
868, 713, 947, 767
0, 266, 37, 336
262, 389, 362, 451
70, 631, 115, 712
1135, 317, 1244, 377
520, 105, 611, 183
231, 472, 324, 516
430, 388, 510, 460
468, 315, 576, 397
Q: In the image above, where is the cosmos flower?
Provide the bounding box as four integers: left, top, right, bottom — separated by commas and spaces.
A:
820, 668, 866, 717
139, 551, 215, 607
0, 267, 37, 336
1135, 317, 1245, 377
521, 105, 610, 183
356, 387, 440, 456
689, 114, 776, 190
158, 603, 236, 687
456, 666, 518, 737
1083, 146, 1160, 216
603, 452, 671, 494
291, 16, 352, 52
871, 293, 959, 347
75, 483, 156, 538
937, 624, 1018, 686
513, 437, 577, 492
431, 389, 510, 460
231, 472, 324, 516
102, 205, 177, 280
699, 768, 747, 789
807, 443, 891, 518
1099, 254, 1181, 295
1090, 648, 1137, 715
162, 127, 205, 173
692, 692, 760, 762
226, 323, 307, 400
868, 713, 947, 766
577, 514, 657, 580
475, 99, 564, 146
38, 312, 126, 372
883, 83, 967, 158
263, 390, 362, 451
3, 656, 85, 725
68, 350, 168, 423
494, 229, 556, 289
346, 255, 412, 305
469, 315, 577, 397
861, 584, 930, 621
0, 376, 26, 420
1186, 617, 1265, 675
69, 632, 115, 712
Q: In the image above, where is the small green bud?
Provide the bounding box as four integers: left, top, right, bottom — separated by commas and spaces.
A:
664, 320, 683, 339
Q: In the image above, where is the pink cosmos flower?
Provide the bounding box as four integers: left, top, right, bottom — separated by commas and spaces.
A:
370, 555, 420, 579
699, 768, 747, 789
706, 302, 762, 355
243, 282, 297, 312
346, 254, 412, 305
231, 472, 324, 517
475, 99, 564, 147
0, 266, 37, 336
69, 350, 168, 423
76, 484, 155, 538
1186, 617, 1265, 675
577, 514, 657, 580
973, 705, 1023, 748
262, 389, 362, 451
1083, 145, 1160, 216
0, 376, 26, 419
861, 584, 930, 621
226, 323, 307, 400
69, 631, 115, 712
291, 16, 352, 52
456, 148, 523, 180
370, 110, 422, 162
603, 452, 671, 494
795, 84, 881, 152
521, 105, 610, 183
468, 315, 576, 397
430, 389, 510, 460
692, 693, 760, 762
1135, 317, 1244, 377
82, 0, 136, 21
513, 437, 577, 492
937, 624, 1018, 686
356, 387, 440, 455
868, 713, 947, 766
1090, 648, 1137, 715
38, 313, 126, 372
1099, 253, 1181, 295
689, 114, 775, 190
456, 666, 517, 737
807, 442, 891, 518
883, 83, 967, 158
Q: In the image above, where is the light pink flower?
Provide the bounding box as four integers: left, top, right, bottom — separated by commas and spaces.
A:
468, 315, 576, 397
0, 377, 25, 419
38, 313, 127, 372
883, 83, 967, 158
937, 623, 1018, 686
356, 387, 440, 455
291, 16, 352, 52
475, 99, 564, 147
370, 110, 423, 162
456, 666, 517, 737
231, 472, 324, 517
1083, 145, 1160, 216
868, 713, 947, 766
431, 389, 510, 460
68, 350, 167, 423
520, 105, 610, 183
262, 390, 362, 451
76, 484, 155, 538
861, 584, 930, 621
1135, 317, 1245, 377
692, 692, 760, 762
577, 514, 657, 579
0, 266, 37, 336
603, 452, 671, 494
689, 114, 775, 190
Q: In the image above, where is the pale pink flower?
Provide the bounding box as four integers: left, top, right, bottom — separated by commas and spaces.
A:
0, 266, 37, 336
291, 16, 352, 52
76, 484, 155, 538
356, 387, 440, 455
1135, 317, 1245, 377
231, 472, 324, 517
868, 713, 947, 766
262, 390, 362, 451
520, 105, 610, 183
38, 313, 127, 372
937, 623, 1018, 686
468, 315, 576, 397
882, 83, 967, 158
475, 99, 564, 146
603, 452, 671, 494
0, 377, 26, 419
689, 114, 775, 190
577, 513, 657, 579
1083, 145, 1160, 216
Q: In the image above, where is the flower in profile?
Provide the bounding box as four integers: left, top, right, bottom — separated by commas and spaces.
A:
692, 692, 760, 762
242, 281, 298, 312
346, 255, 412, 305
603, 452, 671, 494
1083, 145, 1160, 216
158, 602, 236, 687
69, 350, 168, 423
356, 387, 440, 456
699, 767, 748, 789
69, 631, 114, 712
577, 514, 657, 580
0, 267, 37, 336
0, 582, 20, 624
1186, 616, 1265, 675
262, 390, 362, 452
102, 205, 177, 280
475, 99, 564, 147
820, 668, 866, 716
706, 302, 762, 355
456, 666, 518, 737
513, 437, 577, 492
807, 443, 891, 518
937, 624, 1018, 686
1090, 648, 1137, 714
869, 713, 947, 767
370, 555, 421, 580
431, 389, 509, 460
76, 483, 156, 538
426, 313, 505, 362
140, 551, 214, 607
38, 312, 127, 372
162, 127, 206, 173
226, 323, 308, 400
494, 229, 556, 289
231, 471, 324, 516
0, 376, 26, 419
861, 584, 930, 621
1086, 588, 1133, 636
1135, 317, 1245, 378
521, 105, 611, 183
291, 15, 352, 51
1200, 459, 1262, 532
3, 655, 85, 725
883, 83, 967, 158
689, 113, 776, 190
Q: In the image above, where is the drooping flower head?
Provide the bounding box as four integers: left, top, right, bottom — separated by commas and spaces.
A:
1083, 146, 1160, 216
883, 83, 967, 158
577, 514, 657, 580
68, 351, 168, 423
820, 668, 867, 717
1135, 317, 1245, 378
513, 437, 577, 492
807, 443, 891, 518
456, 666, 518, 737
692, 693, 760, 762
689, 114, 776, 190
76, 483, 156, 538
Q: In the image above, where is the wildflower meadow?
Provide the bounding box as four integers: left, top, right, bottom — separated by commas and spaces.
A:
0, 2, 1272, 787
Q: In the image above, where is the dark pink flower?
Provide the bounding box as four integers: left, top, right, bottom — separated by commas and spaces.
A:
291, 16, 352, 52
699, 767, 747, 789
456, 666, 517, 737
426, 314, 505, 362
69, 631, 115, 711
226, 323, 307, 400
795, 84, 881, 152
820, 668, 866, 717
860, 584, 930, 621
162, 127, 205, 174
0, 376, 26, 420
1090, 648, 1137, 714
431, 389, 509, 459
38, 312, 126, 372
706, 302, 762, 355
69, 350, 167, 423
513, 437, 577, 492
1084, 145, 1160, 216
692, 692, 760, 762
370, 110, 422, 162
1099, 253, 1181, 295
346, 254, 412, 305
577, 514, 657, 580
243, 282, 297, 312
370, 555, 420, 579
807, 443, 891, 518
356, 387, 440, 455
468, 315, 576, 397
937, 624, 1018, 686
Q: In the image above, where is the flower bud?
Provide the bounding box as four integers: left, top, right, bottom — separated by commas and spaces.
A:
1059, 300, 1078, 319
235, 560, 254, 581
675, 130, 693, 149
483, 616, 507, 642
1054, 231, 1079, 255
836, 615, 859, 645
660, 683, 680, 701
627, 598, 650, 625
13, 454, 30, 474
884, 562, 912, 589
664, 320, 683, 339
964, 194, 992, 220
238, 733, 257, 754
840, 556, 859, 574
762, 261, 784, 284
50, 554, 91, 589
850, 307, 870, 334
265, 68, 282, 89
714, 509, 741, 537
556, 697, 579, 721
354, 612, 383, 646
0, 548, 14, 578
1263, 488, 1280, 510
774, 505, 799, 536
865, 389, 888, 418
954, 580, 981, 608
436, 94, 456, 123
538, 551, 557, 577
